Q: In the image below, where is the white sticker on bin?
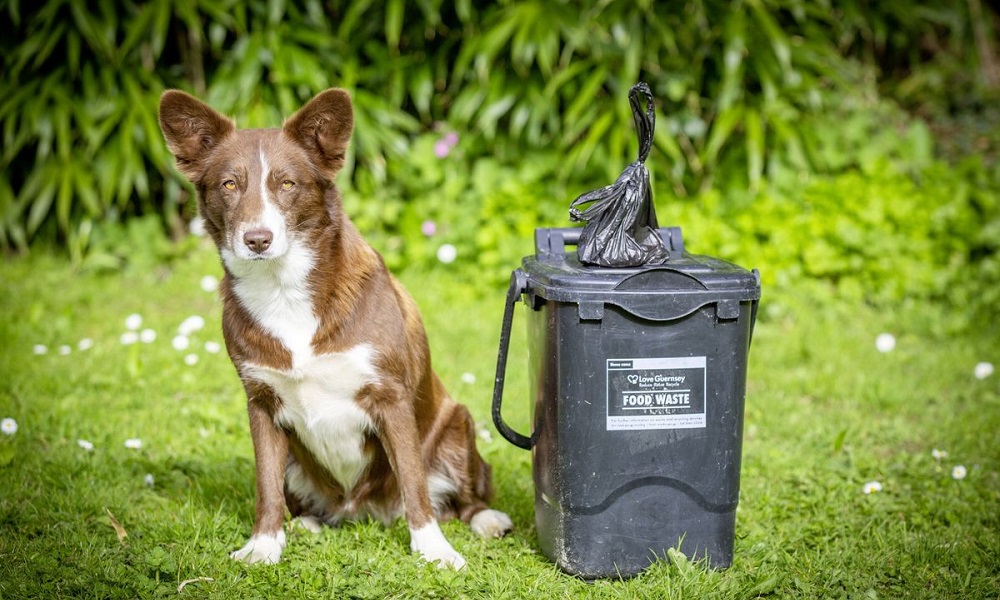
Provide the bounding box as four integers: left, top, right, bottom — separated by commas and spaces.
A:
606, 356, 707, 431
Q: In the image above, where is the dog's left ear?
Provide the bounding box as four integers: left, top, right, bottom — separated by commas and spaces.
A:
283, 89, 354, 175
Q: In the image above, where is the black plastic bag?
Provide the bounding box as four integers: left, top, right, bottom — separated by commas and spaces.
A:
569, 82, 668, 267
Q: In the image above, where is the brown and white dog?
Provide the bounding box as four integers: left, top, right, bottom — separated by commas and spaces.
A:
158, 89, 512, 569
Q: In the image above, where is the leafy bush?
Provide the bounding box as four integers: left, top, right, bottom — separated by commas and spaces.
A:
2, 0, 997, 331
667, 155, 1000, 331
4, 0, 996, 256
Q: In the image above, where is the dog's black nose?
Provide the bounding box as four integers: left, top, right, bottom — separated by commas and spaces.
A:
244, 229, 273, 254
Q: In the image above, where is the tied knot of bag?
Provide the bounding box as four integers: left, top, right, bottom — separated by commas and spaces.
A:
569, 82, 668, 267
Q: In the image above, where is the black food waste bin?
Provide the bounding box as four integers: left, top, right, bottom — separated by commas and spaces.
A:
492, 227, 760, 579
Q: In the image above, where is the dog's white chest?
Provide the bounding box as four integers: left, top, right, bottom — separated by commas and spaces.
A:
245, 346, 378, 491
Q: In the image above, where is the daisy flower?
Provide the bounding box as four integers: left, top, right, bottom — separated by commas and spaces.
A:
200, 275, 219, 293
178, 315, 205, 336
974, 362, 994, 380
125, 314, 143, 331
862, 481, 883, 494
437, 244, 458, 264
875, 333, 896, 353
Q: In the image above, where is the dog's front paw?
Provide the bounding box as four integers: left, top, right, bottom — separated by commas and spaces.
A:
410, 521, 466, 570
230, 531, 286, 565
470, 509, 514, 539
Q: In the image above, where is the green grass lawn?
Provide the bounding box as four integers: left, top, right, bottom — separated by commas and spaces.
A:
1, 241, 998, 599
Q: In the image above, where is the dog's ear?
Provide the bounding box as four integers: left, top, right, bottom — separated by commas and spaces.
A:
158, 90, 236, 181
283, 89, 354, 175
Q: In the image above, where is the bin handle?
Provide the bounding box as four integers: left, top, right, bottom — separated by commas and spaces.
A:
748, 269, 760, 349
492, 269, 532, 450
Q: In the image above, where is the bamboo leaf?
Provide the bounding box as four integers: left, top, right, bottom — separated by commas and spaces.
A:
56, 161, 75, 234
701, 107, 742, 168
268, 0, 286, 25
562, 68, 607, 144
338, 0, 375, 42
569, 111, 614, 175
748, 0, 792, 74
26, 171, 58, 236
119, 2, 156, 58
385, 0, 404, 51
745, 108, 764, 190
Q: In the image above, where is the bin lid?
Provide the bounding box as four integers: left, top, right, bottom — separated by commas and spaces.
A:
522, 228, 761, 322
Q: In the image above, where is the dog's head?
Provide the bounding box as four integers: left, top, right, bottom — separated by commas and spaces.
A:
158, 89, 353, 266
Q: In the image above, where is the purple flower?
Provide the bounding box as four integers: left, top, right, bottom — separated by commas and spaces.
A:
433, 139, 451, 158
444, 132, 459, 147
421, 220, 437, 237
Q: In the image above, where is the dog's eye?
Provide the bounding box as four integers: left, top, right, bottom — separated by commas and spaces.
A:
281, 180, 295, 190
222, 180, 237, 191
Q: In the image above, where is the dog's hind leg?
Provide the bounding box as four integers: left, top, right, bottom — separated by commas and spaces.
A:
430, 400, 514, 540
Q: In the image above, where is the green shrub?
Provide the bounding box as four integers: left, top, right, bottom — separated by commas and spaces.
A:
4, 0, 995, 255
2, 0, 996, 332
667, 156, 1000, 330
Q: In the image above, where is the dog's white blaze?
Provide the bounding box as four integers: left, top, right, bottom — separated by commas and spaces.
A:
259, 148, 270, 206
225, 147, 289, 261
409, 520, 466, 569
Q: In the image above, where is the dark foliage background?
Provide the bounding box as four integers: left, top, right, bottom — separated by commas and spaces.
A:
2, 0, 998, 327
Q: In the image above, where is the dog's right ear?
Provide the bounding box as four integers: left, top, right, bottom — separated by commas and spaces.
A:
158, 90, 236, 181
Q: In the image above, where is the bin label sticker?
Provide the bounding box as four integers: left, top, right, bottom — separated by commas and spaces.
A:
606, 357, 707, 431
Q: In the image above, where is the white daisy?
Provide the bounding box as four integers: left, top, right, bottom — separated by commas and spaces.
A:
1, 418, 18, 435
172, 335, 190, 351
952, 465, 967, 480
862, 481, 883, 494
931, 448, 948, 461
144, 473, 155, 487
77, 338, 94, 351
120, 332, 139, 345
189, 216, 206, 237
58, 345, 71, 356
200, 275, 219, 293
77, 439, 94, 451
461, 372, 477, 385
124, 438, 142, 450
139, 329, 157, 344
178, 315, 205, 336
184, 354, 199, 366
204, 341, 222, 354
875, 333, 896, 353
436, 243, 458, 264
125, 313, 143, 331
33, 344, 48, 355
974, 362, 994, 380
